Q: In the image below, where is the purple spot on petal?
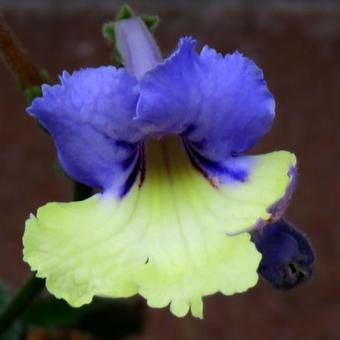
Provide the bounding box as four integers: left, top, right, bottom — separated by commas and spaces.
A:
121, 145, 140, 170
119, 148, 143, 197
186, 143, 248, 182
115, 139, 139, 150
183, 140, 248, 188
139, 143, 146, 188
180, 124, 197, 137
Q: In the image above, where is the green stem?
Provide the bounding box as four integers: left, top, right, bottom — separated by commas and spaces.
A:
0, 275, 45, 335
0, 182, 93, 339
0, 182, 93, 337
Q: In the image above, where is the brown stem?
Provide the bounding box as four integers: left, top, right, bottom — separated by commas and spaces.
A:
0, 13, 42, 88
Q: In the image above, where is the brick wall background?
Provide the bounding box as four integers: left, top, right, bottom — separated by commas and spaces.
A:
0, 2, 339, 339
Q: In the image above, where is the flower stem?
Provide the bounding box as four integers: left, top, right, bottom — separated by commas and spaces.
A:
0, 275, 45, 335
0, 14, 42, 89
0, 182, 93, 337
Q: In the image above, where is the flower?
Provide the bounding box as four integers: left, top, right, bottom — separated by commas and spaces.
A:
23, 16, 296, 318
251, 219, 315, 290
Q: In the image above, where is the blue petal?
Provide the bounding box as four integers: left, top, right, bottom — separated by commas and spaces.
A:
115, 17, 162, 79
28, 66, 144, 195
137, 38, 275, 181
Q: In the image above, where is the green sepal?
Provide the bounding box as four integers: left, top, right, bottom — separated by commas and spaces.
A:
102, 21, 115, 44
23, 69, 50, 103
102, 5, 160, 65
102, 22, 123, 66
141, 15, 160, 33
116, 4, 135, 20
111, 48, 123, 66
24, 86, 42, 103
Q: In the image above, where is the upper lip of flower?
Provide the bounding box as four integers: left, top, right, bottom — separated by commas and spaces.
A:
27, 32, 277, 197
23, 15, 297, 318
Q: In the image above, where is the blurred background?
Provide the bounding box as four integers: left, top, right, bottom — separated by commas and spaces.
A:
0, 0, 339, 339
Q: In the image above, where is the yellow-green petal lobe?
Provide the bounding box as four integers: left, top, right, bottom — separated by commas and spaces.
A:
23, 137, 296, 318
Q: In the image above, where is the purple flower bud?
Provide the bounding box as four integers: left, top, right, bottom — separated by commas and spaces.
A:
251, 219, 315, 290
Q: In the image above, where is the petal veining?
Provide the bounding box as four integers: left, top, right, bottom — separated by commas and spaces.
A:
137, 38, 275, 181
24, 136, 295, 318
27, 66, 145, 195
